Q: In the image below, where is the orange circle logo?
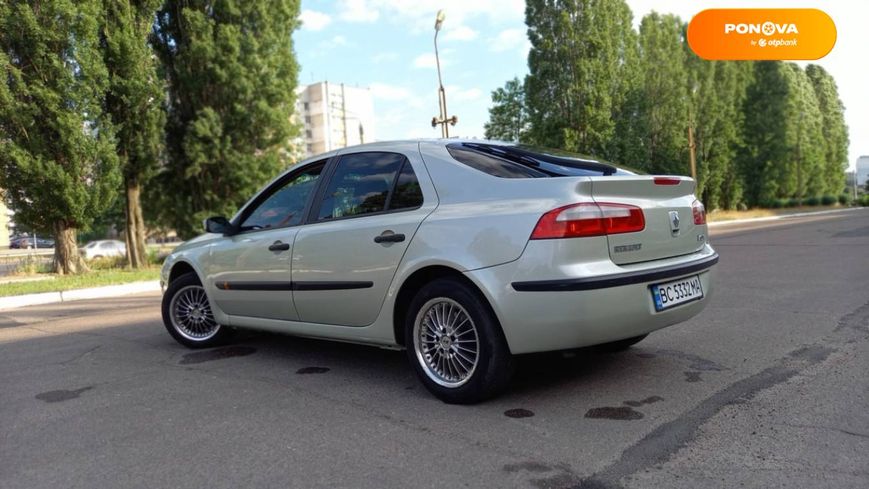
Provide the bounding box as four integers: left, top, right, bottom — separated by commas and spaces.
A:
687, 9, 836, 60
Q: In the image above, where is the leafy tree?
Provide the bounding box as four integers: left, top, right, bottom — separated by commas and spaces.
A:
606, 51, 643, 167
494, 2, 849, 210
714, 61, 754, 209
151, 0, 302, 238
484, 78, 528, 142
685, 36, 754, 210
0, 0, 121, 274
806, 64, 848, 196
741, 62, 789, 205
524, 0, 637, 159
636, 12, 689, 175
741, 62, 825, 205
783, 63, 825, 200
101, 0, 165, 268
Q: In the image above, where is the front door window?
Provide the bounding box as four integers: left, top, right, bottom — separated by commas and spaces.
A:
240, 163, 324, 232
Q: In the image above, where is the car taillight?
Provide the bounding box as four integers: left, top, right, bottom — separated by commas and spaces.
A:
692, 199, 706, 225
654, 177, 681, 185
530, 203, 645, 239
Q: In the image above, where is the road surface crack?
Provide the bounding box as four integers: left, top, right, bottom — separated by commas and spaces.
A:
572, 299, 869, 489
55, 344, 101, 365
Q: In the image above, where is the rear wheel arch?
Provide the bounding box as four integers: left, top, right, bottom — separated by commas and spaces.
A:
392, 265, 500, 348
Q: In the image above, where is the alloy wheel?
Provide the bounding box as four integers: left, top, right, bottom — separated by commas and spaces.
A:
413, 298, 480, 388
169, 285, 220, 341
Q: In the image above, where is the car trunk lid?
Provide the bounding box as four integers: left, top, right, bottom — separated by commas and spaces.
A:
590, 176, 705, 265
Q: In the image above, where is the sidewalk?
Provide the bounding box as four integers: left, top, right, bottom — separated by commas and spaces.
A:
0, 281, 160, 311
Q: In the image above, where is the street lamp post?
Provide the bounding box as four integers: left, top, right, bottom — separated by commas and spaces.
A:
431, 9, 457, 138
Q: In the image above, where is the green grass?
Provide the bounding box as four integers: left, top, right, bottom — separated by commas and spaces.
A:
0, 268, 160, 297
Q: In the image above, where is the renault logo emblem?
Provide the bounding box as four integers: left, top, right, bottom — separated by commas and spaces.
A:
669, 211, 681, 236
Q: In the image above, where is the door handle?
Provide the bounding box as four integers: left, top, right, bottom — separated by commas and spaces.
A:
374, 232, 405, 244
268, 241, 290, 252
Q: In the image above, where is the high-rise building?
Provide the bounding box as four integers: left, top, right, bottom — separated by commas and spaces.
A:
294, 81, 375, 158
857, 156, 869, 188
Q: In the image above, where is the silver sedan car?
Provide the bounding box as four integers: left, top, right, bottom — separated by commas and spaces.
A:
160, 139, 717, 403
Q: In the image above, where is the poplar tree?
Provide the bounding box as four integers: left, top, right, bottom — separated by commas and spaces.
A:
783, 64, 825, 200
102, 0, 165, 268
806, 64, 848, 196
742, 62, 825, 205
151, 0, 302, 238
636, 12, 689, 175
524, 0, 637, 158
494, 2, 849, 209
741, 62, 789, 206
685, 41, 754, 210
0, 0, 120, 274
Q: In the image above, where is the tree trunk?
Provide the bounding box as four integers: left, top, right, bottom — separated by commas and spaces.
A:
53, 221, 88, 275
124, 180, 148, 269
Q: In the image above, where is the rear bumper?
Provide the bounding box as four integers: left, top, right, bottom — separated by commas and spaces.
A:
511, 253, 718, 291
465, 246, 717, 354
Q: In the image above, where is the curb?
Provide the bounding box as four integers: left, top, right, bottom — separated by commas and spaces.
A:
0, 280, 160, 312
708, 207, 864, 228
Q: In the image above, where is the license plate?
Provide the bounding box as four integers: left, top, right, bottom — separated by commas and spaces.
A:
651, 275, 704, 311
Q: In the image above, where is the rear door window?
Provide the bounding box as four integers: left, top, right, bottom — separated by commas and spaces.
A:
387, 161, 423, 211
315, 152, 406, 220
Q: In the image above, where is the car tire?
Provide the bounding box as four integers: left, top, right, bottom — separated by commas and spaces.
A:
597, 334, 648, 352
161, 272, 233, 349
405, 278, 515, 404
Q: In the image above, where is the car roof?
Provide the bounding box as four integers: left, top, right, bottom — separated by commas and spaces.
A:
293, 138, 515, 166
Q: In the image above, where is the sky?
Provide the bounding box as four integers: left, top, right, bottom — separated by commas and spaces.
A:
295, 0, 867, 171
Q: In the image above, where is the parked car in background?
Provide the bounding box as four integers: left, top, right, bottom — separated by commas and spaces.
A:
80, 240, 126, 260
160, 139, 717, 403
10, 237, 55, 249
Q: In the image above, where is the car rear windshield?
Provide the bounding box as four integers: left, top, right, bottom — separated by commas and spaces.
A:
446, 142, 638, 179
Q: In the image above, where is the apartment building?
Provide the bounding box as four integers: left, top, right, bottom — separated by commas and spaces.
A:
295, 81, 375, 158
857, 156, 869, 188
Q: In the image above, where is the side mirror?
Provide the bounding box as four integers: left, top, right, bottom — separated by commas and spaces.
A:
204, 216, 234, 235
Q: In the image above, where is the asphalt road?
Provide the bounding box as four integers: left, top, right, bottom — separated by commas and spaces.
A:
2, 209, 868, 489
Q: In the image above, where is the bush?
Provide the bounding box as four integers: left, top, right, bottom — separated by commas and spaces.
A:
804, 196, 820, 206
785, 198, 799, 208
88, 255, 127, 270
820, 195, 837, 206
147, 248, 169, 266
838, 194, 851, 205
768, 199, 783, 209
15, 255, 53, 275
737, 202, 748, 211
860, 195, 869, 207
